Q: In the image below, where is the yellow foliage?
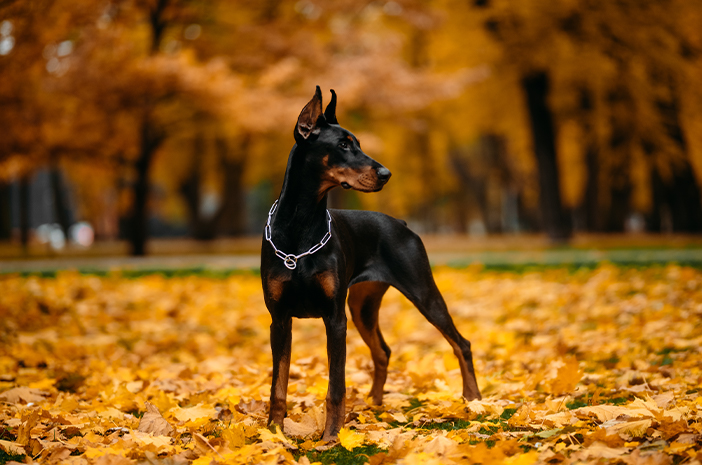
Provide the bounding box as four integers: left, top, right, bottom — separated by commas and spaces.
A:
338, 427, 365, 451
0, 265, 702, 463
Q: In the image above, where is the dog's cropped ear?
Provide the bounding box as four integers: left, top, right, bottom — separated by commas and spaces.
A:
295, 86, 325, 142
324, 89, 338, 125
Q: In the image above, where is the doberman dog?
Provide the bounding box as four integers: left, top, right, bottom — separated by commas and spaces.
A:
261, 86, 481, 441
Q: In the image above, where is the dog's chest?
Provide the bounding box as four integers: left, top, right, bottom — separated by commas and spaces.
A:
265, 270, 339, 318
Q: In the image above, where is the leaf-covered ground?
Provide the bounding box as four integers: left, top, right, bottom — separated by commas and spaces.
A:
1, 265, 702, 464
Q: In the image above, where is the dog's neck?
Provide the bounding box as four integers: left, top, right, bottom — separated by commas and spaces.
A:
272, 144, 331, 251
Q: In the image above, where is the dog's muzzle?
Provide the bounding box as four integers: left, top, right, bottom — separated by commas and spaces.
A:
376, 167, 391, 185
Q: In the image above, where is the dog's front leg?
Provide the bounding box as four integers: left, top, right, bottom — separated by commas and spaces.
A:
268, 316, 292, 430
322, 312, 347, 441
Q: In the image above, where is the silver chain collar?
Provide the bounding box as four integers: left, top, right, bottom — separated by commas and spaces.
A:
265, 199, 332, 270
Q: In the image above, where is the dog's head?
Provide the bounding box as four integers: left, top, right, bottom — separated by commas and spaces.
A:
294, 86, 391, 195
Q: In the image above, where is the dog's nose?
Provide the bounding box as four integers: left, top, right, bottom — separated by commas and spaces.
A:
377, 167, 392, 182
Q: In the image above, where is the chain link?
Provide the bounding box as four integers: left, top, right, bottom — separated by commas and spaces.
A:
265, 200, 332, 270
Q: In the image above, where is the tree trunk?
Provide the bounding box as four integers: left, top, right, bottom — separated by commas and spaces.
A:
658, 91, 702, 232
601, 84, 634, 232
581, 144, 601, 230
574, 87, 602, 232
180, 132, 212, 239
180, 134, 250, 239
0, 181, 10, 240
606, 183, 631, 231
669, 166, 702, 232
129, 117, 163, 256
521, 72, 572, 241
126, 1, 168, 255
448, 147, 471, 234
49, 154, 71, 236
19, 175, 30, 251
149, 0, 169, 54
413, 127, 440, 232
644, 80, 702, 232
215, 136, 248, 236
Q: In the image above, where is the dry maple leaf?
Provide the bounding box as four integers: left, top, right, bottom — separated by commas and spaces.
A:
0, 439, 25, 455
338, 427, 365, 451
547, 357, 582, 395
235, 399, 267, 417
137, 402, 175, 436
283, 414, 319, 438
0, 386, 50, 404
193, 432, 220, 457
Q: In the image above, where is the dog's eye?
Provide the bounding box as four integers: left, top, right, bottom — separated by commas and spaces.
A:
338, 141, 349, 149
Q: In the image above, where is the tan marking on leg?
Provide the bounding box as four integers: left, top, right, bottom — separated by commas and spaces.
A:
267, 276, 285, 302
348, 281, 391, 405
274, 353, 290, 400
316, 271, 337, 299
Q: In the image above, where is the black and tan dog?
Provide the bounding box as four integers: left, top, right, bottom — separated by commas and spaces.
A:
261, 86, 481, 441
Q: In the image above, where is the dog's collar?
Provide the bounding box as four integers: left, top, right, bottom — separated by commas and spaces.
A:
265, 199, 332, 270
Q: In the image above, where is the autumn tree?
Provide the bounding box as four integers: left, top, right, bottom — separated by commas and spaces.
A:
150, 0, 483, 238
0, 0, 106, 244
465, 0, 702, 235
48, 0, 241, 252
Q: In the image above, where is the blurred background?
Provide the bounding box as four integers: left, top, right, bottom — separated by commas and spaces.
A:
1, 0, 702, 258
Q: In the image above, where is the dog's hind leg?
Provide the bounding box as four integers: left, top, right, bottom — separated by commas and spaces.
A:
348, 281, 391, 405
410, 284, 482, 400
382, 233, 481, 401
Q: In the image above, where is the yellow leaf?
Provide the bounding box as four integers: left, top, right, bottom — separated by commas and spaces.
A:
171, 404, 216, 426
99, 407, 125, 420
0, 387, 50, 404
338, 428, 364, 451
306, 378, 328, 398
548, 357, 582, 394
284, 414, 319, 438
259, 425, 291, 444
124, 431, 174, 452
504, 450, 538, 465
83, 445, 127, 458
606, 419, 651, 438
418, 434, 457, 457
666, 441, 694, 454
191, 456, 214, 465
222, 425, 246, 448
28, 378, 56, 390
465, 399, 505, 418
0, 440, 25, 455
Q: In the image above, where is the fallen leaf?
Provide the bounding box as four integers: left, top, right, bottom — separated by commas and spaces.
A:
236, 399, 266, 417
284, 414, 319, 438
548, 357, 582, 395
575, 403, 655, 422
571, 441, 631, 460
606, 419, 652, 438
338, 427, 365, 451
535, 428, 562, 439
137, 402, 175, 436
418, 434, 457, 457
0, 386, 50, 404
193, 433, 219, 457
0, 440, 25, 455
622, 448, 673, 465
123, 431, 174, 453
222, 426, 246, 448
171, 404, 216, 426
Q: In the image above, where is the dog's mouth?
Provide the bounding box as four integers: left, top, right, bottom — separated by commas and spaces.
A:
325, 168, 389, 193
